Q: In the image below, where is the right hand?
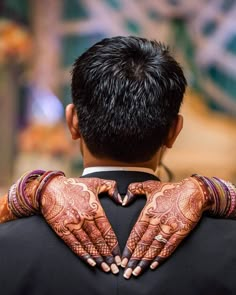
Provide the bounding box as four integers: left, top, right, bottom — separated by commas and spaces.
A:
121, 177, 210, 278
40, 176, 122, 274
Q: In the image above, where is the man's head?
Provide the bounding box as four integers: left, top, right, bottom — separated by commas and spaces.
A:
66, 36, 187, 167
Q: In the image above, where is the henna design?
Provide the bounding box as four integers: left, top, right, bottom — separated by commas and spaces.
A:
0, 175, 121, 273
1, 173, 235, 278
122, 178, 210, 278
40, 176, 121, 270
0, 194, 16, 223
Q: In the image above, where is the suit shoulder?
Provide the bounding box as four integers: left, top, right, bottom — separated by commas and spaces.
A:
0, 216, 57, 247
185, 216, 236, 256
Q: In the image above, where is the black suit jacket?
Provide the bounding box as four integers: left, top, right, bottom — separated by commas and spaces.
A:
0, 171, 236, 295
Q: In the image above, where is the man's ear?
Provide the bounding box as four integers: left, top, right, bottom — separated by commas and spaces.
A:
65, 104, 81, 140
165, 114, 183, 148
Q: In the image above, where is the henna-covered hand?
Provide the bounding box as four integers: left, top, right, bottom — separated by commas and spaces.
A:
0, 175, 122, 274
0, 194, 16, 223
40, 176, 122, 274
1, 172, 235, 278
121, 178, 210, 279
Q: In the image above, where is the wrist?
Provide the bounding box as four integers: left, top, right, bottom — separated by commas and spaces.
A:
35, 171, 65, 209
190, 175, 214, 212
8, 170, 65, 218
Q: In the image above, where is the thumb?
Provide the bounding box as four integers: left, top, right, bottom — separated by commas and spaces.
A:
122, 182, 146, 206
99, 179, 122, 205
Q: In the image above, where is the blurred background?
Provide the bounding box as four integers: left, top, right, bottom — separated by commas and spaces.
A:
0, 0, 236, 193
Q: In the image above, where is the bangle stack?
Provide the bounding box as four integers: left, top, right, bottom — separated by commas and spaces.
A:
217, 179, 236, 218
8, 170, 65, 218
192, 174, 236, 218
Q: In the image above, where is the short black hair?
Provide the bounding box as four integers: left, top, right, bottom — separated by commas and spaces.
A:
71, 36, 187, 162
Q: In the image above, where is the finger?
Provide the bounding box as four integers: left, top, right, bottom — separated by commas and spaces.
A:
123, 223, 158, 279
121, 220, 149, 268
82, 220, 119, 274
150, 234, 182, 270
122, 190, 136, 207
123, 180, 161, 206
95, 216, 121, 265
68, 226, 111, 272
60, 232, 97, 268
99, 179, 122, 204
122, 182, 145, 206
132, 233, 170, 276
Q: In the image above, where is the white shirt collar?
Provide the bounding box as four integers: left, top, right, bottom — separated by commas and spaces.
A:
82, 166, 156, 176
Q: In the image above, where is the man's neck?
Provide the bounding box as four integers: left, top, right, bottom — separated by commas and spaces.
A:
80, 139, 160, 171
83, 157, 158, 172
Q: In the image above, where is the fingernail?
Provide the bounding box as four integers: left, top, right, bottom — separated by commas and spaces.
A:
113, 190, 122, 204
117, 193, 122, 204
122, 195, 128, 206
123, 268, 132, 279
101, 262, 110, 272
87, 258, 96, 267
150, 261, 159, 270
115, 255, 121, 265
132, 266, 141, 276
121, 258, 128, 268
111, 264, 119, 274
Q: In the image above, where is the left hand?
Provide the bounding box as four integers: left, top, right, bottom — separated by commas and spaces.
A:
40, 176, 122, 273
1, 174, 122, 274
121, 177, 209, 279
